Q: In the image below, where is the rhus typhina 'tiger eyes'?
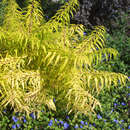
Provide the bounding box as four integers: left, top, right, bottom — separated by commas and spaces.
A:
0, 0, 129, 120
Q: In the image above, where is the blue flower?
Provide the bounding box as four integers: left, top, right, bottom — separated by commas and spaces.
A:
128, 125, 130, 129
80, 125, 83, 128
93, 123, 96, 127
29, 112, 35, 119
110, 109, 114, 114
51, 120, 53, 122
53, 98, 56, 103
83, 32, 87, 35
96, 47, 99, 50
74, 124, 78, 129
114, 103, 118, 107
97, 114, 102, 119
54, 118, 57, 122
121, 120, 124, 123
48, 120, 53, 127
128, 93, 130, 96
16, 124, 20, 128
23, 116, 27, 123
122, 128, 124, 130
66, 116, 69, 119
12, 116, 18, 123
64, 122, 69, 129
46, 16, 49, 19
118, 80, 120, 83
80, 120, 84, 125
113, 119, 118, 124
89, 124, 92, 127
128, 86, 130, 89
104, 120, 106, 122
120, 124, 122, 127
3, 109, 6, 113
12, 124, 16, 129
48, 122, 52, 126
59, 120, 64, 124
85, 122, 88, 125
121, 102, 126, 106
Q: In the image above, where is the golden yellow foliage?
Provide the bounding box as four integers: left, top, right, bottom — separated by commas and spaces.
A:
0, 0, 129, 118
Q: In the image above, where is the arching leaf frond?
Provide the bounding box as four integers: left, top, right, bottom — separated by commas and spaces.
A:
42, 0, 79, 33
85, 70, 128, 94
2, 0, 24, 33
24, 0, 45, 33
0, 69, 41, 112
73, 48, 119, 68
65, 69, 101, 116
76, 26, 106, 53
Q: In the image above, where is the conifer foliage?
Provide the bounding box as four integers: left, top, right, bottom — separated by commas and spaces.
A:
0, 0, 129, 117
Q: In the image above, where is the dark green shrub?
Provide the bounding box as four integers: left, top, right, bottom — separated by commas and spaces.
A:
72, 0, 129, 31
105, 13, 130, 75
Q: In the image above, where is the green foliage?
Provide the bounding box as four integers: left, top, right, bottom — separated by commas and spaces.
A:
105, 13, 130, 75
41, 0, 65, 20
0, 85, 129, 129
92, 13, 129, 77
0, 0, 129, 120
